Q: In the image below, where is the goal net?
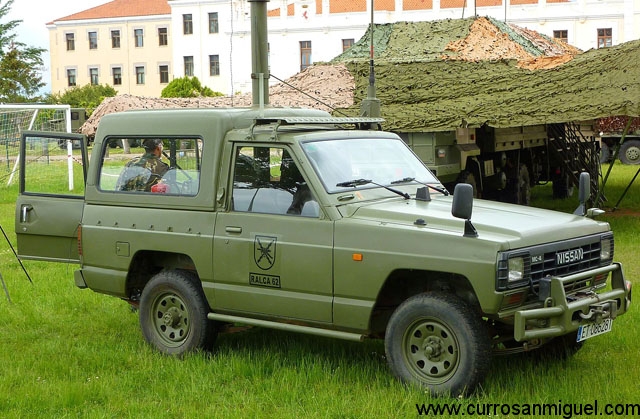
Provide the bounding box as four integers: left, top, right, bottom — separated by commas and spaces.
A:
0, 105, 72, 186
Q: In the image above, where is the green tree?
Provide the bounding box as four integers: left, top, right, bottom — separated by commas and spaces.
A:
0, 0, 45, 102
46, 84, 117, 110
161, 76, 222, 98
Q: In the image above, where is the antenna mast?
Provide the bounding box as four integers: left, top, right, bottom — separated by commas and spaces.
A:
249, 0, 269, 106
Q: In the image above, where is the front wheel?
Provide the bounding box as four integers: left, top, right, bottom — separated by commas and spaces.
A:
385, 293, 491, 397
139, 270, 217, 356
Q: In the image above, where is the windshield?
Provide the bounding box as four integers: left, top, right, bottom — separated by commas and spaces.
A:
301, 137, 440, 194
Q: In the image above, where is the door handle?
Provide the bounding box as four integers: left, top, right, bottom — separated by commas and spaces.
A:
225, 226, 242, 234
20, 204, 33, 223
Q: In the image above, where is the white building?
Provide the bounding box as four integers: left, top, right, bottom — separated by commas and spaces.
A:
48, 0, 640, 96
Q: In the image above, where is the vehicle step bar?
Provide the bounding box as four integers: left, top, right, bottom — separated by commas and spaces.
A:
208, 313, 365, 342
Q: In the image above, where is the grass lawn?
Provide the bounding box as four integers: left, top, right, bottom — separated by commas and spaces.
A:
0, 162, 638, 418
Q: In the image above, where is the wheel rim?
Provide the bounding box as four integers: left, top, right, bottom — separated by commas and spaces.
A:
624, 146, 640, 163
150, 291, 191, 347
402, 317, 460, 384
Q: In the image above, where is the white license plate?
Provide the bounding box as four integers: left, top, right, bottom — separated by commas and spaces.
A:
576, 318, 613, 342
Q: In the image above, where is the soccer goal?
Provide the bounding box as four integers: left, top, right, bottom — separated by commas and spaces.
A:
0, 105, 72, 186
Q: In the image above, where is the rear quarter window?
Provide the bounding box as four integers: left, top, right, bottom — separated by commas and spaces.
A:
98, 137, 202, 196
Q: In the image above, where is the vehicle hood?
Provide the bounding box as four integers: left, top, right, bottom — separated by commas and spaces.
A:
339, 196, 609, 250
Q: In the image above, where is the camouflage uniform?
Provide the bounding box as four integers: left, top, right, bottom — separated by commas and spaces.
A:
116, 153, 169, 192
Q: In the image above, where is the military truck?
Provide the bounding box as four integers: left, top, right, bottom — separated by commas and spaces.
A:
598, 117, 640, 165
400, 122, 599, 205
15, 106, 632, 396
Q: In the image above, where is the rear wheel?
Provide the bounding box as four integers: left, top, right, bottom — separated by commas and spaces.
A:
139, 270, 217, 356
618, 139, 640, 165
385, 293, 491, 397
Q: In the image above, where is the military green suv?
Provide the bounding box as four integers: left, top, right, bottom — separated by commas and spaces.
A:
16, 107, 632, 396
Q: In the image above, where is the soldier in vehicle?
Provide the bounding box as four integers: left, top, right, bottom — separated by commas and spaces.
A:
115, 139, 170, 192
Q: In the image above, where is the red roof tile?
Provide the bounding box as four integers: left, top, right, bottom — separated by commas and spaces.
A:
53, 0, 170, 23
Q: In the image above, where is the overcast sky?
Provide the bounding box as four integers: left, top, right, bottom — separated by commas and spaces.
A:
6, 0, 111, 94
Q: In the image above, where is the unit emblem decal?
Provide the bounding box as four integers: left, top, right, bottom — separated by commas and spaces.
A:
254, 235, 277, 270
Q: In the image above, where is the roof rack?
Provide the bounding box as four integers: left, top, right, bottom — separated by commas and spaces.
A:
249, 116, 385, 140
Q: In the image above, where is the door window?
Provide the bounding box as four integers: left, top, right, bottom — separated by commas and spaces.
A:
232, 146, 319, 217
21, 134, 86, 196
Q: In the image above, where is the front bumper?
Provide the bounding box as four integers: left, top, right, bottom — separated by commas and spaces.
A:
514, 263, 632, 342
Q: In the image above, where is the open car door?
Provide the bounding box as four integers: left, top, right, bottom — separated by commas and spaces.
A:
15, 131, 88, 262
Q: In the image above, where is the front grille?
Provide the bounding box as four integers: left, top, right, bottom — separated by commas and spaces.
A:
531, 241, 603, 281
496, 233, 613, 292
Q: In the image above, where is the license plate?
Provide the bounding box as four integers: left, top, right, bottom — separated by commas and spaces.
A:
576, 318, 613, 342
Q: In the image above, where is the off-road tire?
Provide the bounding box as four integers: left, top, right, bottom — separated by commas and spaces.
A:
618, 139, 640, 165
385, 292, 491, 397
140, 270, 217, 356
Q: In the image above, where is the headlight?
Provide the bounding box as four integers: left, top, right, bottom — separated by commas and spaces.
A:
496, 252, 530, 290
508, 257, 525, 282
600, 235, 613, 261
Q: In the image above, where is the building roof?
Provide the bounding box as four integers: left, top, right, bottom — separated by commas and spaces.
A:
51, 0, 170, 23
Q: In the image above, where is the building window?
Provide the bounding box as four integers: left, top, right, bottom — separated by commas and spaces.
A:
136, 66, 145, 85
67, 69, 76, 86
113, 67, 122, 85
209, 13, 219, 33
183, 14, 193, 35
158, 27, 168, 46
134, 29, 144, 47
111, 30, 120, 48
553, 30, 568, 43
300, 41, 312, 71
90, 68, 99, 85
88, 32, 98, 50
66, 33, 75, 51
159, 65, 169, 84
209, 55, 220, 76
342, 38, 354, 52
597, 28, 612, 48
184, 56, 194, 76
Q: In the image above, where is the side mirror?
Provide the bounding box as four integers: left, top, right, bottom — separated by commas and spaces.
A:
452, 183, 478, 237
573, 172, 591, 216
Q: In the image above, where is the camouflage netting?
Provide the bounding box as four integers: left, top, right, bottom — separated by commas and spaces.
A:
332, 17, 639, 131
81, 65, 355, 137
82, 17, 639, 136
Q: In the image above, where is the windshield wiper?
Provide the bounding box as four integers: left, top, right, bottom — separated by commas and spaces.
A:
390, 177, 449, 196
336, 178, 410, 199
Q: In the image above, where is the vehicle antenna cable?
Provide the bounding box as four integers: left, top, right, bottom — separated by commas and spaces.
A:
269, 74, 350, 117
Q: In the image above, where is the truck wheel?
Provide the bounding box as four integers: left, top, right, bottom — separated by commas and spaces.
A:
457, 170, 479, 198
516, 164, 531, 206
385, 293, 491, 396
618, 140, 640, 165
552, 171, 574, 199
139, 270, 217, 356
600, 144, 611, 164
